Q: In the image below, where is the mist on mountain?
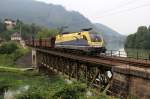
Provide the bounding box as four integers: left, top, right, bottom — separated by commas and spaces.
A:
0, 0, 125, 48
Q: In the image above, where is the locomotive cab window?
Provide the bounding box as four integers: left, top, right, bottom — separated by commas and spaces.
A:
89, 33, 102, 42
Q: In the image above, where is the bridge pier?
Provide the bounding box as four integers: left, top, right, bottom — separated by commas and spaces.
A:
110, 65, 150, 99
32, 49, 37, 68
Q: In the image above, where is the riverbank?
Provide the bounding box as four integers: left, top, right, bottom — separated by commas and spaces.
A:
0, 41, 30, 68
0, 66, 115, 99
0, 67, 66, 99
0, 66, 34, 73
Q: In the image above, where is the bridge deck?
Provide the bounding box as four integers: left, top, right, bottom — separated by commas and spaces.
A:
35, 48, 126, 66
35, 48, 150, 67
31, 47, 150, 98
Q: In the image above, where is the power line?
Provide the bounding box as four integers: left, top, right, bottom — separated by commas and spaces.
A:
115, 0, 142, 7
99, 3, 150, 18
99, 0, 143, 16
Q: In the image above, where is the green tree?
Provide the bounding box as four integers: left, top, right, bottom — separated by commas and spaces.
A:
0, 42, 18, 54
0, 29, 18, 41
36, 28, 58, 39
125, 25, 150, 49
0, 21, 6, 32
13, 20, 42, 40
125, 34, 135, 48
134, 26, 148, 48
0, 19, 57, 40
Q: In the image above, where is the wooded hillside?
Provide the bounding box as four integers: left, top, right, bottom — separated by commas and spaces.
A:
125, 26, 150, 49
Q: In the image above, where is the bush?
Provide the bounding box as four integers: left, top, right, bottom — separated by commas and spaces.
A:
0, 54, 14, 66
0, 42, 18, 54
0, 41, 30, 66
16, 89, 45, 99
36, 28, 58, 39
16, 83, 87, 99
52, 83, 86, 99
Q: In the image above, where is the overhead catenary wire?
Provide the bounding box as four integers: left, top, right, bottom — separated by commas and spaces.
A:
99, 0, 143, 15
99, 3, 150, 18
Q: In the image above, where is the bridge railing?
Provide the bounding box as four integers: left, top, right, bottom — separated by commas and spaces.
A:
106, 50, 127, 57
105, 50, 150, 61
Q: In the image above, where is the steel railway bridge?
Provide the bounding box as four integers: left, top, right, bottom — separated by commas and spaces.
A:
28, 44, 150, 99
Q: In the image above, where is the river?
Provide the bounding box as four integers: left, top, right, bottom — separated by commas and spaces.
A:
106, 43, 150, 60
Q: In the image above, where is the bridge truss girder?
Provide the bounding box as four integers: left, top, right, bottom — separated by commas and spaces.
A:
37, 51, 113, 92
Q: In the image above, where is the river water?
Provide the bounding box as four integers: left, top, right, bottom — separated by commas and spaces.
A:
106, 43, 150, 60
3, 85, 29, 99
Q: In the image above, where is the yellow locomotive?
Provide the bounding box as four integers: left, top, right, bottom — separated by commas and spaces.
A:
26, 28, 106, 54
55, 30, 106, 54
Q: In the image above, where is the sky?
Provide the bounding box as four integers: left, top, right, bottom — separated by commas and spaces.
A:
36, 0, 150, 35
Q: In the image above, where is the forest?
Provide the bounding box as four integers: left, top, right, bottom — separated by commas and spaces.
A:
125, 26, 150, 49
0, 20, 58, 41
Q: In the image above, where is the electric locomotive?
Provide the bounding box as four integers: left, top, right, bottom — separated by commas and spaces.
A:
55, 30, 106, 54
26, 28, 106, 54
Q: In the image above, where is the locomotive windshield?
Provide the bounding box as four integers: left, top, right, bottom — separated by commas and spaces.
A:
89, 33, 102, 42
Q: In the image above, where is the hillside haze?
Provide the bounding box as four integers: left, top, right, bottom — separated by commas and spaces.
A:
0, 0, 125, 48
0, 0, 92, 30
94, 23, 125, 42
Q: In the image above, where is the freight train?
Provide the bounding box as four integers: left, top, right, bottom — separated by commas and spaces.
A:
26, 30, 106, 54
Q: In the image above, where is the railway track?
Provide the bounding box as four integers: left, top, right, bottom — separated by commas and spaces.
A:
35, 47, 150, 68
97, 55, 150, 68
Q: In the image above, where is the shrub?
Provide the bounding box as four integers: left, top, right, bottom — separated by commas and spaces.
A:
0, 41, 30, 66
52, 83, 86, 99
0, 42, 18, 54
16, 89, 45, 99
0, 54, 14, 66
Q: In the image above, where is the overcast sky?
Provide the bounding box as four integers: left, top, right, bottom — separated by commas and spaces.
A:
36, 0, 150, 35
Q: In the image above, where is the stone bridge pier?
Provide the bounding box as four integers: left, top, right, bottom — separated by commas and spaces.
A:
110, 65, 150, 99
32, 49, 37, 68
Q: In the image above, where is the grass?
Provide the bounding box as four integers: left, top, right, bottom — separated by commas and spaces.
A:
0, 67, 117, 99
0, 45, 30, 67
0, 70, 66, 99
0, 54, 14, 66
0, 42, 117, 99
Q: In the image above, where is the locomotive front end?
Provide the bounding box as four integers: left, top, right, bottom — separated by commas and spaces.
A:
88, 32, 106, 54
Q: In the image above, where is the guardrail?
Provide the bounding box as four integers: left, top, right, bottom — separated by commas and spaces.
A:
105, 50, 150, 61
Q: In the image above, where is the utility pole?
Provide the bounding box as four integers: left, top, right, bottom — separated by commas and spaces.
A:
20, 23, 22, 40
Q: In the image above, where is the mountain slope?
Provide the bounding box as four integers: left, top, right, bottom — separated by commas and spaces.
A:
94, 23, 122, 37
94, 23, 125, 42
0, 0, 125, 48
0, 0, 92, 31
94, 23, 126, 49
